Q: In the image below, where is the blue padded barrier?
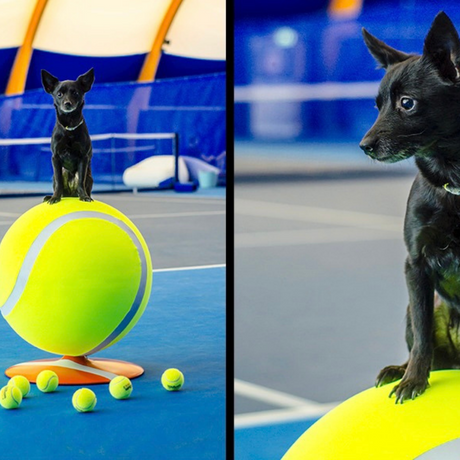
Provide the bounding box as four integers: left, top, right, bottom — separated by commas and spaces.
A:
0, 72, 226, 185
234, 3, 460, 142
26, 51, 147, 90
156, 54, 226, 80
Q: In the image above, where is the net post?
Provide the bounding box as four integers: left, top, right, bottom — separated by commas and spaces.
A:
110, 135, 116, 190
174, 133, 179, 184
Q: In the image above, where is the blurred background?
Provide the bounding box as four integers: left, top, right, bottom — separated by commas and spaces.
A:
234, 1, 460, 459
0, 0, 226, 194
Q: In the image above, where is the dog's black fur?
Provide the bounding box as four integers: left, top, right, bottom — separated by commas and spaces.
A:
41, 68, 95, 204
360, 12, 460, 403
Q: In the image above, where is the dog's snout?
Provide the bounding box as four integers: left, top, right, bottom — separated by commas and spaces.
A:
359, 139, 375, 154
64, 101, 72, 109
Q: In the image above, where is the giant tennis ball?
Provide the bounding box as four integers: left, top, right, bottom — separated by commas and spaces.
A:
283, 370, 460, 459
0, 198, 152, 356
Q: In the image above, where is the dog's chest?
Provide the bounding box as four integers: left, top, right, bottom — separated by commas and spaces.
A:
54, 138, 86, 172
420, 212, 460, 302
59, 150, 80, 171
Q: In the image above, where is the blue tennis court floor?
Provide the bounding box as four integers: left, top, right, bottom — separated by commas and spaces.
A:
0, 265, 225, 459
234, 379, 337, 459
236, 417, 318, 460
0, 190, 226, 459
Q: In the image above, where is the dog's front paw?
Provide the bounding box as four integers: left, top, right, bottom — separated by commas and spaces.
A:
389, 377, 429, 404
43, 195, 52, 202
376, 365, 406, 387
79, 195, 93, 202
47, 195, 61, 205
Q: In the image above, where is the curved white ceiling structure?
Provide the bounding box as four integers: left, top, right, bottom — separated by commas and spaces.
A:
0, 0, 225, 95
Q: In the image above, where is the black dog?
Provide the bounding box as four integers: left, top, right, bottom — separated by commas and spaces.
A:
41, 68, 95, 204
360, 12, 460, 403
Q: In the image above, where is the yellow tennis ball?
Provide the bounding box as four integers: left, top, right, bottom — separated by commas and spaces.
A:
0, 198, 152, 356
0, 385, 22, 409
161, 368, 184, 391
8, 375, 30, 397
283, 370, 460, 459
72, 388, 97, 412
36, 370, 59, 393
109, 376, 133, 399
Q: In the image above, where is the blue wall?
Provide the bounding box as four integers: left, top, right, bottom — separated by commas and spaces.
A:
235, 2, 460, 142
0, 73, 226, 184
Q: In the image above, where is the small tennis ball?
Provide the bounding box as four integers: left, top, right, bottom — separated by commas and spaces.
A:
0, 385, 22, 409
109, 376, 133, 399
36, 370, 59, 393
8, 375, 30, 397
72, 388, 97, 413
161, 368, 184, 391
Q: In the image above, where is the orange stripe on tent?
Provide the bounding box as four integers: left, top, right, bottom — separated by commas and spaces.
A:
328, 0, 363, 18
138, 0, 184, 83
5, 0, 49, 96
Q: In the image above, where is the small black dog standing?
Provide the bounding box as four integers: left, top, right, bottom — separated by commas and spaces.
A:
361, 12, 460, 403
41, 68, 95, 204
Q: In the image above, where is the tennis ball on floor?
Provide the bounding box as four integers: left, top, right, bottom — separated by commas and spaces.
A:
0, 385, 22, 409
0, 199, 152, 357
161, 368, 184, 391
8, 375, 30, 397
109, 376, 133, 399
36, 370, 59, 393
72, 388, 97, 413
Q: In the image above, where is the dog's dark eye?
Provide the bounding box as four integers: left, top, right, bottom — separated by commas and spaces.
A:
57, 92, 62, 98
400, 97, 415, 111
71, 90, 78, 96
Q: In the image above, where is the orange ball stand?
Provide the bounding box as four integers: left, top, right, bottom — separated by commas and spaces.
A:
5, 355, 144, 385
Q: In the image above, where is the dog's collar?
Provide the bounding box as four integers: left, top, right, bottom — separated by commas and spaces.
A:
443, 183, 460, 195
58, 118, 84, 131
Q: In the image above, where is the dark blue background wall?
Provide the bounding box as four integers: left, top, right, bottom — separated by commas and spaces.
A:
235, 1, 460, 142
0, 73, 226, 184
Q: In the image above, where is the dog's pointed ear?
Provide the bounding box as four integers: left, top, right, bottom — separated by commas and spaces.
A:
362, 28, 412, 69
76, 68, 95, 93
423, 12, 460, 83
41, 69, 59, 94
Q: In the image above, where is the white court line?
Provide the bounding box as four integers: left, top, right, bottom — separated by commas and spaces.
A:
234, 379, 339, 428
235, 379, 319, 408
128, 210, 225, 219
235, 404, 338, 429
0, 211, 21, 217
235, 199, 402, 232
153, 264, 225, 273
235, 227, 399, 248
104, 195, 225, 205
0, 211, 225, 226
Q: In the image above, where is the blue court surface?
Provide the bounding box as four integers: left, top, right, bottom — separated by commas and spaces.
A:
234, 142, 415, 459
0, 264, 225, 459
235, 417, 319, 460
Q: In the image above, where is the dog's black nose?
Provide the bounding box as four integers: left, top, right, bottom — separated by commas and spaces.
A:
359, 140, 375, 155
64, 102, 72, 109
